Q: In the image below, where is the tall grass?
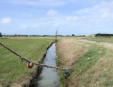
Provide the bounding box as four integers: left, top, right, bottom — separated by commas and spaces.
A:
86, 36, 113, 43
56, 38, 106, 87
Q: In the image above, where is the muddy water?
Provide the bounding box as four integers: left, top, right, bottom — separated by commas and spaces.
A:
35, 43, 59, 87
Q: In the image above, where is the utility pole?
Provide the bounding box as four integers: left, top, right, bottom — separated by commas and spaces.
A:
55, 30, 58, 42
0, 32, 2, 37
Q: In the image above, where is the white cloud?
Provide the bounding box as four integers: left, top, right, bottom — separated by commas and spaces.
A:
75, 1, 113, 19
23, 13, 33, 17
4, 0, 113, 7
6, 0, 67, 6
1, 17, 12, 24
66, 16, 78, 22
1, 1, 113, 35
47, 10, 57, 16
71, 1, 113, 27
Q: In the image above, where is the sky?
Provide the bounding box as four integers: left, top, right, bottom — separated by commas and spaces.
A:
0, 0, 113, 35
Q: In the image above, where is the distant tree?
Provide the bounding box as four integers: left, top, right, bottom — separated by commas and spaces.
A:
95, 33, 113, 37
72, 34, 75, 36
0, 32, 2, 37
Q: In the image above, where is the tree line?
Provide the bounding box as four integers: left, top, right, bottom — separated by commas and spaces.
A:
95, 33, 113, 37
1, 32, 113, 37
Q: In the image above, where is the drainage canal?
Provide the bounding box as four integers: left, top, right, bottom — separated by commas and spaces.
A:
34, 43, 60, 87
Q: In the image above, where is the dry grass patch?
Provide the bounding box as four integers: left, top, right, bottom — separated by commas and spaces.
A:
56, 38, 106, 87
57, 39, 89, 68
56, 38, 92, 87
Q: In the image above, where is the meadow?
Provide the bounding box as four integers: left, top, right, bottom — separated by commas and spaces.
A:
85, 36, 113, 43
56, 37, 113, 87
1, 36, 113, 87
0, 37, 53, 86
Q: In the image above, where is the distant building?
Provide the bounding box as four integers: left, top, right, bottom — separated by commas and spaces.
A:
88, 34, 96, 37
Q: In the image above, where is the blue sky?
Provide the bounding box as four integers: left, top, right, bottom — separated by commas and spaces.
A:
0, 0, 113, 35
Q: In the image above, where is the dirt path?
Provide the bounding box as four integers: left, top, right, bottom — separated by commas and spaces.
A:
77, 39, 113, 50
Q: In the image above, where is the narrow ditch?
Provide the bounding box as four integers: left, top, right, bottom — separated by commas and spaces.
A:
30, 43, 60, 87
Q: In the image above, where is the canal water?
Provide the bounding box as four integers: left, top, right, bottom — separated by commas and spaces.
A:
35, 43, 60, 87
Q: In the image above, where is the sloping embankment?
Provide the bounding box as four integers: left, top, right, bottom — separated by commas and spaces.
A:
10, 42, 55, 87
56, 38, 106, 87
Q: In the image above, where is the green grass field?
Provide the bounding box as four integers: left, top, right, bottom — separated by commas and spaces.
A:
0, 37, 53, 86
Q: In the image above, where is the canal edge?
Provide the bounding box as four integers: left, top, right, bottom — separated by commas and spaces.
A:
10, 41, 55, 87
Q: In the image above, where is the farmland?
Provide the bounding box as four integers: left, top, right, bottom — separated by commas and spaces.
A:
0, 37, 54, 87
1, 36, 113, 87
56, 37, 113, 87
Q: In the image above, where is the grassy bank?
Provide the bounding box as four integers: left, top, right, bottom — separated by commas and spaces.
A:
85, 36, 113, 43
0, 37, 53, 87
56, 38, 109, 87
